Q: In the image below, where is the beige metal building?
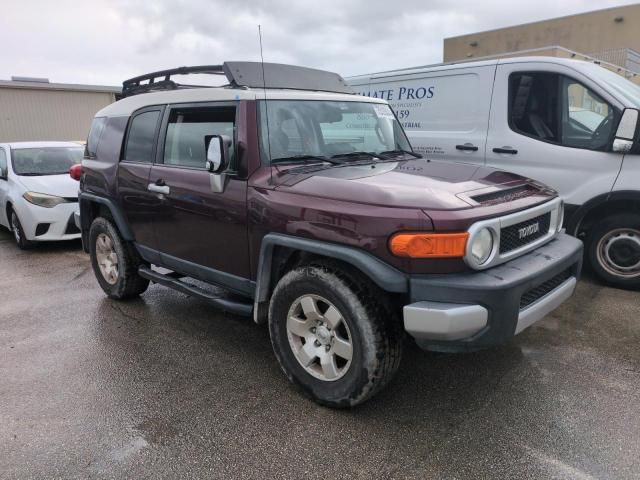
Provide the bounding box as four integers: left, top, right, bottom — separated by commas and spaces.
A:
0, 78, 119, 142
444, 4, 640, 83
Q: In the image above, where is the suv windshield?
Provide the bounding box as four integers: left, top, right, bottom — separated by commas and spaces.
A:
259, 100, 412, 164
12, 147, 83, 176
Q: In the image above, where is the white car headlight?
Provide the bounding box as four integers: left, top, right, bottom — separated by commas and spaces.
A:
23, 191, 69, 208
470, 227, 494, 265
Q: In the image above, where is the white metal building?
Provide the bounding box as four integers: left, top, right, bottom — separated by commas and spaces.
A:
0, 77, 119, 142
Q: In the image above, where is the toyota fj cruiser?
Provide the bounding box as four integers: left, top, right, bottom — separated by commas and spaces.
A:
77, 62, 583, 407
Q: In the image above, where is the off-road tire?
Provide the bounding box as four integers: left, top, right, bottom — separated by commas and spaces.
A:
10, 209, 33, 250
268, 261, 403, 408
587, 213, 640, 289
89, 217, 149, 299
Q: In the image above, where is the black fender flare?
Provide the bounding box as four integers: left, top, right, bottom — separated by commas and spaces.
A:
78, 192, 135, 241
253, 233, 408, 323
566, 190, 640, 235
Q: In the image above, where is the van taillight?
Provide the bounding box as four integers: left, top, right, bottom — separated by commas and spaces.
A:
69, 163, 82, 181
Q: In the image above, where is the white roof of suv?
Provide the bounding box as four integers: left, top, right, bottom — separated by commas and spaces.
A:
97, 87, 387, 118
2, 141, 83, 149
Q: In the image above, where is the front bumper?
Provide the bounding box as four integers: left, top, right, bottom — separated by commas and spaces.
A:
403, 233, 583, 352
15, 200, 81, 242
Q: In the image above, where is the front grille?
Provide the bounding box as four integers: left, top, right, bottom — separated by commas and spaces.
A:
500, 212, 551, 254
520, 269, 572, 309
65, 215, 80, 234
472, 185, 537, 206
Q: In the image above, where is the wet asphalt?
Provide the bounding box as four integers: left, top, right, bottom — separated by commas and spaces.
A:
1, 228, 639, 480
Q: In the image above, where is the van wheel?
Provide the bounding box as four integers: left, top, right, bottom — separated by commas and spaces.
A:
89, 217, 149, 299
10, 209, 33, 249
587, 213, 640, 289
268, 262, 403, 408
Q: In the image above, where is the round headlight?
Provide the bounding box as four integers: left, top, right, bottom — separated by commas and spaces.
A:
470, 228, 494, 265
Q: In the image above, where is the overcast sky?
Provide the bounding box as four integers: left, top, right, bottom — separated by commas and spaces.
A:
0, 0, 636, 86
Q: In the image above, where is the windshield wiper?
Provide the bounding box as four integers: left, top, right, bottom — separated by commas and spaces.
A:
378, 149, 422, 159
271, 155, 343, 165
330, 151, 379, 161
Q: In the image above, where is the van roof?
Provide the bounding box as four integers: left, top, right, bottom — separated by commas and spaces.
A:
96, 87, 387, 118
347, 56, 603, 82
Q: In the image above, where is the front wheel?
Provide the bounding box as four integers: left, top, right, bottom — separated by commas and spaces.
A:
89, 217, 149, 299
587, 213, 640, 289
268, 263, 403, 407
10, 209, 32, 249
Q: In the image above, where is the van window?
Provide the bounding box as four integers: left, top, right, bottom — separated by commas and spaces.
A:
509, 73, 560, 142
124, 110, 161, 163
85, 117, 107, 158
163, 107, 236, 169
509, 72, 616, 151
562, 78, 614, 150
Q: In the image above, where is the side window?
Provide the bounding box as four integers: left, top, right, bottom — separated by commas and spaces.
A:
85, 117, 107, 158
123, 110, 161, 163
509, 72, 560, 142
561, 77, 615, 150
509, 72, 616, 151
163, 107, 235, 169
0, 149, 7, 178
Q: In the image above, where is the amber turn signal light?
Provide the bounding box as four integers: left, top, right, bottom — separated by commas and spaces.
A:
389, 232, 469, 258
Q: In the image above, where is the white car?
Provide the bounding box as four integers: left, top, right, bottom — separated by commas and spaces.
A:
0, 141, 83, 248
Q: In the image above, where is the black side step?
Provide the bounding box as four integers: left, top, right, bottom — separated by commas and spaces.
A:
138, 266, 253, 317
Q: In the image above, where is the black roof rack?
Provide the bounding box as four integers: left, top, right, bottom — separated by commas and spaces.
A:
121, 65, 226, 98
121, 62, 353, 98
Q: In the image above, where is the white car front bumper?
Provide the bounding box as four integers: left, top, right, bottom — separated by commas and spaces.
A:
14, 200, 80, 241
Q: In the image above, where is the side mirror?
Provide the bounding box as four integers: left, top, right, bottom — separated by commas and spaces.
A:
205, 134, 232, 173
613, 108, 639, 153
0, 167, 4, 178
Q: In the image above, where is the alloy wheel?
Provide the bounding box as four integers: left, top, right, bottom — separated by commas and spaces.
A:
95, 233, 119, 285
11, 212, 21, 244
286, 294, 353, 381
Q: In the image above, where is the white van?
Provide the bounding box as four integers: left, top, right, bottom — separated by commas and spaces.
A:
348, 57, 640, 288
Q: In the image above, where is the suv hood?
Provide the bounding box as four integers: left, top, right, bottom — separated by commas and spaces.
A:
272, 158, 552, 210
15, 174, 79, 198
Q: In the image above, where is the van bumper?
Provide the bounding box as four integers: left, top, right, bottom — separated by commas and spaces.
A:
404, 234, 583, 352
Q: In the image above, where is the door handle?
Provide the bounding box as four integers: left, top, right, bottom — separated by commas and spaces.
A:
148, 184, 170, 195
493, 147, 518, 154
456, 143, 479, 152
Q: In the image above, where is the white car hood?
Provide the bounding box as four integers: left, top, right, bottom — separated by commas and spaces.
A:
16, 174, 79, 198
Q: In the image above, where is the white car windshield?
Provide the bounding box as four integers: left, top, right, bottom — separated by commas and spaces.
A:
12, 147, 83, 176
259, 100, 413, 164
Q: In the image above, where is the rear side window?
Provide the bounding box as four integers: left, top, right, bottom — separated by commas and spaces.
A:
85, 117, 107, 158
124, 110, 161, 163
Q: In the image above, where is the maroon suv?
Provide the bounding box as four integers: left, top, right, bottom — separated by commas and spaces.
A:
75, 63, 583, 407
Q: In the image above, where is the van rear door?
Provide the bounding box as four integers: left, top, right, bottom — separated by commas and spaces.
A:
349, 64, 496, 166
485, 60, 624, 208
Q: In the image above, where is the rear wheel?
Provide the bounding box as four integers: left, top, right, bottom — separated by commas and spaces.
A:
10, 209, 32, 249
268, 262, 403, 407
587, 213, 640, 289
89, 217, 149, 299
